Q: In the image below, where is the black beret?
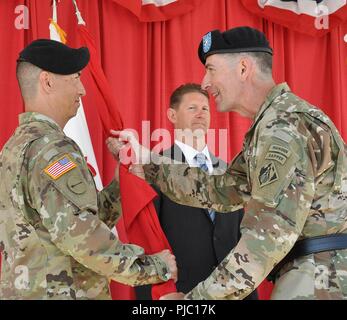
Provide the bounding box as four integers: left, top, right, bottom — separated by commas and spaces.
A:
198, 26, 273, 64
18, 39, 90, 75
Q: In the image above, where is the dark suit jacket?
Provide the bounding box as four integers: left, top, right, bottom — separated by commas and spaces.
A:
136, 144, 258, 300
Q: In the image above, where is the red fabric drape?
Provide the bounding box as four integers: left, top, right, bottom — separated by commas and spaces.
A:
75, 21, 134, 300
1, 0, 347, 300
119, 165, 176, 299
77, 24, 123, 134
77, 22, 176, 299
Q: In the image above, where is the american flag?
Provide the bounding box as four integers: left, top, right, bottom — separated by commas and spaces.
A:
44, 156, 77, 180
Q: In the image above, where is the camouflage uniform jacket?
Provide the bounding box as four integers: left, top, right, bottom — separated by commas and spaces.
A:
144, 83, 347, 300
0, 112, 170, 300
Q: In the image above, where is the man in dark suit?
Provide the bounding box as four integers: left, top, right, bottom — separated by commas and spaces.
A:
136, 83, 258, 300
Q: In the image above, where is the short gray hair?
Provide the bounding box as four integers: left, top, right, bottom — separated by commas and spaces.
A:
16, 61, 42, 101
223, 52, 273, 79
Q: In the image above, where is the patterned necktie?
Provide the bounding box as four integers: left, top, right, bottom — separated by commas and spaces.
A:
194, 153, 215, 222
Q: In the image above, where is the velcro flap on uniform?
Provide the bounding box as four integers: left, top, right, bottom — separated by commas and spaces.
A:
43, 155, 97, 212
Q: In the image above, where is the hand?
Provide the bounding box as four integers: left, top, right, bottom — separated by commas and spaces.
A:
109, 129, 151, 164
106, 136, 125, 160
157, 249, 177, 283
159, 292, 185, 300
129, 164, 145, 180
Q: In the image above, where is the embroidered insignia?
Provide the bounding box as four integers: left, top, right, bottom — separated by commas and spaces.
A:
258, 161, 278, 188
269, 145, 291, 158
265, 152, 287, 165
203, 32, 212, 53
44, 155, 77, 180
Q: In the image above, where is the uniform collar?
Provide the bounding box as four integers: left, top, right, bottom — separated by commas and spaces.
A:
254, 83, 290, 123
19, 112, 64, 133
245, 82, 291, 136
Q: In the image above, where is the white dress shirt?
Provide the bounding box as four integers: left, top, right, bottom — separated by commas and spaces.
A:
175, 140, 213, 174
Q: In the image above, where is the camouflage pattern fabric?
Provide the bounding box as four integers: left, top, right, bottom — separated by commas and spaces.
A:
144, 83, 347, 300
0, 112, 170, 300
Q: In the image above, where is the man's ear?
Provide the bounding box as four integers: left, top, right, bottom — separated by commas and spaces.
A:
238, 57, 253, 81
39, 71, 53, 93
167, 108, 177, 124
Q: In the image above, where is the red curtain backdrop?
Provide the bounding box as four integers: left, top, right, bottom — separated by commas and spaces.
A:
1, 0, 347, 300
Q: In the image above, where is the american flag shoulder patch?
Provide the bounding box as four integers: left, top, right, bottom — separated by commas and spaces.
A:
44, 154, 77, 180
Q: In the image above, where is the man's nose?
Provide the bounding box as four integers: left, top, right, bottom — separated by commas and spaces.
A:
195, 108, 206, 118
201, 73, 210, 91
79, 80, 86, 97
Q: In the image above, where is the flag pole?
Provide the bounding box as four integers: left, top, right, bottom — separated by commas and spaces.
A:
52, 0, 57, 22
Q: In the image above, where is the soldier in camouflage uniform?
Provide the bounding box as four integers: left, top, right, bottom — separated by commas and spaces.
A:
110, 27, 347, 300
0, 39, 177, 300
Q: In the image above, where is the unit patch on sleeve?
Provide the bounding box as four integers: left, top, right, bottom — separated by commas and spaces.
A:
258, 161, 278, 188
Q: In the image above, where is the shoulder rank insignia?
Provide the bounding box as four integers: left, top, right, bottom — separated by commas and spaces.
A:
258, 161, 278, 188
44, 154, 77, 180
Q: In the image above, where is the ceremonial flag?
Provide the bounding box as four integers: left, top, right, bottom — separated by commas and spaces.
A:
73, 1, 176, 300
